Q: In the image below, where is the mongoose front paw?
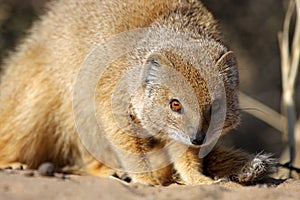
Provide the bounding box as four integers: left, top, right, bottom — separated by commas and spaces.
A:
174, 172, 216, 185
232, 153, 278, 183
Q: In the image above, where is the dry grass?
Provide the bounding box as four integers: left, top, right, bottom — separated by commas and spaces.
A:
240, 0, 300, 178
278, 0, 299, 173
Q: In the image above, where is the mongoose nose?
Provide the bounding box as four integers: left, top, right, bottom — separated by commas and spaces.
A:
190, 130, 206, 145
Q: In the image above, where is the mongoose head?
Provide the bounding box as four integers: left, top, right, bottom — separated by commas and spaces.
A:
130, 48, 240, 147
105, 2, 240, 147
125, 1, 240, 147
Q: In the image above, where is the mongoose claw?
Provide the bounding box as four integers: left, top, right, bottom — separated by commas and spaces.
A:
0, 163, 28, 170
212, 178, 230, 185
109, 174, 131, 186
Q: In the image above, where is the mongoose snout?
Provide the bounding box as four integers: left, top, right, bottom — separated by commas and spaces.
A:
190, 104, 212, 146
190, 129, 206, 145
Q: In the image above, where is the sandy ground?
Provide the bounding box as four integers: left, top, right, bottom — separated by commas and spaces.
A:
0, 169, 299, 200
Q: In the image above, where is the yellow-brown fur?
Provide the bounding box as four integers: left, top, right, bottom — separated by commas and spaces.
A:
0, 0, 277, 185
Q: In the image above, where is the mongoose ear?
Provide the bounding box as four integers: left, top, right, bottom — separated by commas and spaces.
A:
141, 53, 163, 84
216, 51, 239, 86
216, 51, 237, 70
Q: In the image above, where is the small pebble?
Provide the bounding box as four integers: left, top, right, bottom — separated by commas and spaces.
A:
38, 162, 55, 177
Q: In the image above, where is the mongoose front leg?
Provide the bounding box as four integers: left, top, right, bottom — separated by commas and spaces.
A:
172, 146, 215, 185
203, 144, 278, 183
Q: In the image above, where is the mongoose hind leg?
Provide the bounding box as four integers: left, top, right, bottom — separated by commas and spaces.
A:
0, 81, 79, 171
203, 144, 278, 184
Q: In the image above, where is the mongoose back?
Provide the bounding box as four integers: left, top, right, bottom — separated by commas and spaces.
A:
0, 0, 277, 185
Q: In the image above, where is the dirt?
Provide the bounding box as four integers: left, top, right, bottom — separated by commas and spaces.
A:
0, 169, 299, 200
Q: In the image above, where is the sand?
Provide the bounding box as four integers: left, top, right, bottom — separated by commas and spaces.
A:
0, 168, 299, 200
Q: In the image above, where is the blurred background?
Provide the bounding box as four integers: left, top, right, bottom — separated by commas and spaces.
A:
0, 0, 299, 177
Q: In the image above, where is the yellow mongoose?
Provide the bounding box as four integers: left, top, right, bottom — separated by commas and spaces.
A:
0, 0, 277, 185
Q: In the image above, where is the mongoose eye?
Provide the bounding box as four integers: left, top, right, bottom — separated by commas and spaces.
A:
170, 99, 182, 113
